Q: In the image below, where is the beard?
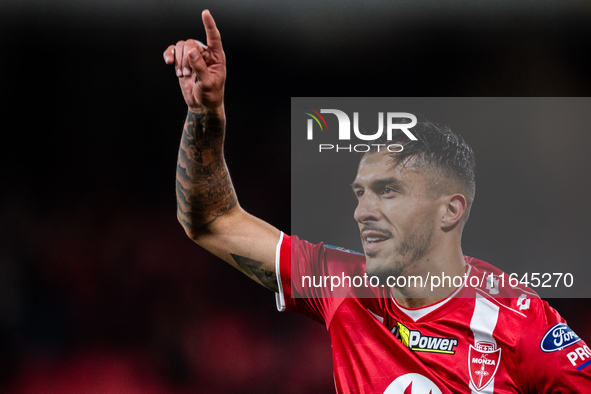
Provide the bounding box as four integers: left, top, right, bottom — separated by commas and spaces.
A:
365, 218, 434, 284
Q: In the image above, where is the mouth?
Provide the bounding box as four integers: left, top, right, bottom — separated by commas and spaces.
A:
362, 231, 391, 251
365, 236, 388, 244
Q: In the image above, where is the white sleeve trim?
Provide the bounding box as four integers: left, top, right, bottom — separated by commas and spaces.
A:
274, 232, 287, 312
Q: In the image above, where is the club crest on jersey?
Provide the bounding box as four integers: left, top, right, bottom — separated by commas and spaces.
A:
468, 342, 501, 392
393, 322, 459, 355
540, 323, 581, 352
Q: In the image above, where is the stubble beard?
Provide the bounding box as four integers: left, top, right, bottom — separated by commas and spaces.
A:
365, 220, 434, 284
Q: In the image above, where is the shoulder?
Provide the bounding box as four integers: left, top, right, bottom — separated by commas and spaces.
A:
292, 235, 366, 275
324, 244, 366, 270
465, 257, 581, 351
465, 258, 591, 390
465, 256, 541, 319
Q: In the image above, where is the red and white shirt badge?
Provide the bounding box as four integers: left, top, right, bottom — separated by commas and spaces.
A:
468, 341, 502, 391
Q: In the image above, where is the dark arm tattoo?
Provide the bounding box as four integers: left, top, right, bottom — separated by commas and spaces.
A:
231, 254, 279, 292
176, 111, 238, 232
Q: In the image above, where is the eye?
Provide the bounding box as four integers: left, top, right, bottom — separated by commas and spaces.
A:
354, 190, 364, 199
382, 187, 395, 196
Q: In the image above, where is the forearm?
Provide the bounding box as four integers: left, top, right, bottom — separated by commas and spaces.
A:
176, 109, 238, 235
175, 110, 280, 292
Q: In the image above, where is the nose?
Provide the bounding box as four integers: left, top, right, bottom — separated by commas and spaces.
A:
354, 193, 381, 223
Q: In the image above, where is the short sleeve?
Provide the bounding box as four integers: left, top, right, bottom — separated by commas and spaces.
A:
516, 299, 591, 392
275, 233, 294, 312
275, 234, 365, 327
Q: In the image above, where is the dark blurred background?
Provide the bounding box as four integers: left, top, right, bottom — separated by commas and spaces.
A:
1, 1, 591, 393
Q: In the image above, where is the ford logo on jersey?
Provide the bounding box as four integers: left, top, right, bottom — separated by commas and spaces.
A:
540, 323, 581, 352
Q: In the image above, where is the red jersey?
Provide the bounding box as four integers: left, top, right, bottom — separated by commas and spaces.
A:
275, 234, 591, 393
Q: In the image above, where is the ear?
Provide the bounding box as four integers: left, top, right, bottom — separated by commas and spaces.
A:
441, 194, 467, 230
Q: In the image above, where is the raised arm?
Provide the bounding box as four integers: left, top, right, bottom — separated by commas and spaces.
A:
164, 10, 281, 292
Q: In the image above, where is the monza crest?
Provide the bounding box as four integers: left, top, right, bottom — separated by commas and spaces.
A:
468, 343, 501, 391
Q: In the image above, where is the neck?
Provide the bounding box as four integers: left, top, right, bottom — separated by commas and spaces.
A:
391, 246, 466, 309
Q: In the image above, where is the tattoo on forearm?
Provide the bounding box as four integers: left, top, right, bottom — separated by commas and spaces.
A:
176, 111, 237, 231
231, 254, 278, 292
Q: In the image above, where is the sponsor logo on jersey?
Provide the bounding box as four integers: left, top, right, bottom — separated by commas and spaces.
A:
393, 322, 458, 355
565, 345, 591, 371
540, 323, 581, 352
468, 342, 501, 392
383, 373, 443, 394
516, 294, 531, 310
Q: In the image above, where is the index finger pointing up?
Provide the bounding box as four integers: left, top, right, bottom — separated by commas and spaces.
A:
202, 10, 222, 52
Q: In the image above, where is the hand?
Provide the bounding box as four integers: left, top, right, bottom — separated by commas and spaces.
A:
163, 10, 226, 115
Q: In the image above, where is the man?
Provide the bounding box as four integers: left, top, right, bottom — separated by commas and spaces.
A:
163, 10, 591, 393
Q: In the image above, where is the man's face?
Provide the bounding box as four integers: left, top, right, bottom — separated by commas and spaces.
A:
352, 151, 441, 281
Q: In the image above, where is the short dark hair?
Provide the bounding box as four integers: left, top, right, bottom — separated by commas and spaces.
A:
363, 120, 476, 222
